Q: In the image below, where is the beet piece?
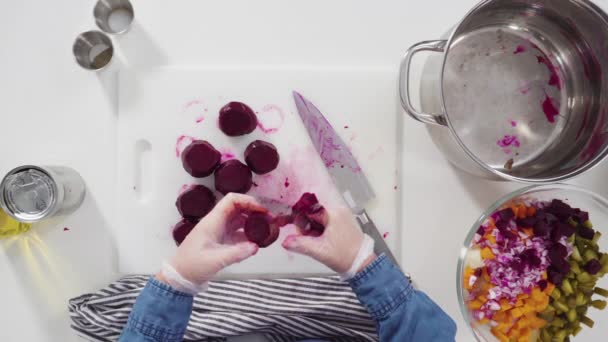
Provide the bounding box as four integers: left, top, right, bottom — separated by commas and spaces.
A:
551, 222, 576, 242
218, 102, 258, 136
548, 267, 565, 285
214, 160, 253, 194
291, 193, 327, 236
172, 219, 197, 246
551, 257, 571, 274
584, 259, 602, 275
533, 221, 551, 237
516, 216, 537, 228
181, 140, 221, 177
498, 208, 515, 221
548, 243, 568, 263
244, 140, 280, 175
578, 226, 596, 240
244, 212, 279, 248
176, 185, 216, 220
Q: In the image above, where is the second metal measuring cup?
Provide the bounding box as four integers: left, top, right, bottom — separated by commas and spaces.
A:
94, 0, 135, 34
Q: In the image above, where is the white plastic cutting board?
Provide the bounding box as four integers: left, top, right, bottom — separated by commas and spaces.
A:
116, 67, 402, 277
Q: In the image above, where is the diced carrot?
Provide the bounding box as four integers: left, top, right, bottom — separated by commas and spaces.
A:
510, 205, 520, 217
478, 318, 490, 325
491, 327, 509, 342
486, 234, 497, 245
497, 321, 511, 334
517, 328, 531, 342
544, 282, 555, 295
482, 268, 491, 282
493, 311, 507, 321
499, 298, 513, 311
531, 287, 544, 301
522, 227, 533, 237
526, 206, 536, 217
516, 205, 527, 219
507, 327, 520, 339
511, 307, 524, 318
481, 247, 496, 260
478, 295, 488, 304
520, 305, 535, 315
542, 271, 548, 280
517, 293, 529, 300
515, 299, 524, 307
468, 300, 483, 310
487, 218, 496, 228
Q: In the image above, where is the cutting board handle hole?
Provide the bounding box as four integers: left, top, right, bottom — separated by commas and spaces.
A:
134, 139, 152, 201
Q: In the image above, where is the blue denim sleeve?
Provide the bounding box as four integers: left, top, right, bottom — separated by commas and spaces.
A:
349, 254, 457, 341
119, 277, 193, 342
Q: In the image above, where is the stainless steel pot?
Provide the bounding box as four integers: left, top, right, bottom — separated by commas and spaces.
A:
400, 0, 608, 182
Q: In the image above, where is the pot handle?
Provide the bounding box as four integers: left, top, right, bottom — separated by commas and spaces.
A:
399, 40, 448, 126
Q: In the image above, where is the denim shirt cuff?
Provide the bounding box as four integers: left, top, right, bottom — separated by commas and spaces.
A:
125, 277, 194, 342
348, 254, 413, 320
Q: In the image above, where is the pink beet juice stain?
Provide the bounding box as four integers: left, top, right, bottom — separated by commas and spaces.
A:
383, 232, 389, 239
175, 135, 197, 157
542, 95, 560, 123
513, 45, 527, 54
497, 135, 521, 154
219, 150, 236, 163
195, 116, 205, 124
536, 55, 562, 90
294, 92, 361, 172
257, 104, 285, 134
284, 177, 290, 188
63, 227, 70, 232
510, 120, 518, 127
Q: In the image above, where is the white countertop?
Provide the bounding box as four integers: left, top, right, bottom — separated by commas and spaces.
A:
2, 0, 608, 341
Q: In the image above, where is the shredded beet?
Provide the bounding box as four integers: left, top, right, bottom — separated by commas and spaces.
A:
175, 185, 216, 220
244, 140, 280, 175
218, 102, 258, 136
181, 140, 221, 177
172, 219, 197, 246
214, 159, 253, 194
244, 212, 279, 248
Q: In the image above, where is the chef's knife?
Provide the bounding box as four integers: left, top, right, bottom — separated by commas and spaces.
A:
293, 91, 399, 267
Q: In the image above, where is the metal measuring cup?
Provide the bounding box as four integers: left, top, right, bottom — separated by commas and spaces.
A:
94, 0, 135, 34
72, 30, 114, 70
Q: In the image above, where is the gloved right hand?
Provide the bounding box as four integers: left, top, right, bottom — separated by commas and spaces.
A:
282, 206, 376, 278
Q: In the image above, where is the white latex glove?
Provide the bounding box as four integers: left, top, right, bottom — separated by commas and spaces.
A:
160, 194, 264, 293
282, 206, 375, 279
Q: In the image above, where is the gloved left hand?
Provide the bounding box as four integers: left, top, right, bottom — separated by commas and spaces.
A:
159, 193, 264, 294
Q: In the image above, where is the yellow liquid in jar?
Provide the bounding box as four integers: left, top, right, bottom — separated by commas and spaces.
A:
0, 209, 30, 238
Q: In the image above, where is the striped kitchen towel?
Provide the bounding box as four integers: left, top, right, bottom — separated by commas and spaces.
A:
68, 275, 378, 342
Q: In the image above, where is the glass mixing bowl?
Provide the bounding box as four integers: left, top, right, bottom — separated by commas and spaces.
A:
457, 184, 608, 341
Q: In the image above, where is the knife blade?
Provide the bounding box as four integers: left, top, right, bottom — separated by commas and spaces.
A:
292, 91, 399, 266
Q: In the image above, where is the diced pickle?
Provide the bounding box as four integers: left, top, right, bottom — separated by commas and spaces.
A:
591, 300, 607, 310
594, 287, 608, 297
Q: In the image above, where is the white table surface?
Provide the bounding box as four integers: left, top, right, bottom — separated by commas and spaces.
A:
2, 0, 608, 341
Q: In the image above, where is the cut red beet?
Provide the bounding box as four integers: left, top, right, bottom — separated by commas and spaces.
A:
172, 219, 197, 246
176, 185, 216, 220
218, 102, 258, 136
244, 140, 280, 175
291, 193, 327, 236
181, 140, 221, 177
214, 160, 253, 194
244, 212, 279, 248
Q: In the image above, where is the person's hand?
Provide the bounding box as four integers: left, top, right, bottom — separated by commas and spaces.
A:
282, 206, 375, 274
167, 193, 265, 286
